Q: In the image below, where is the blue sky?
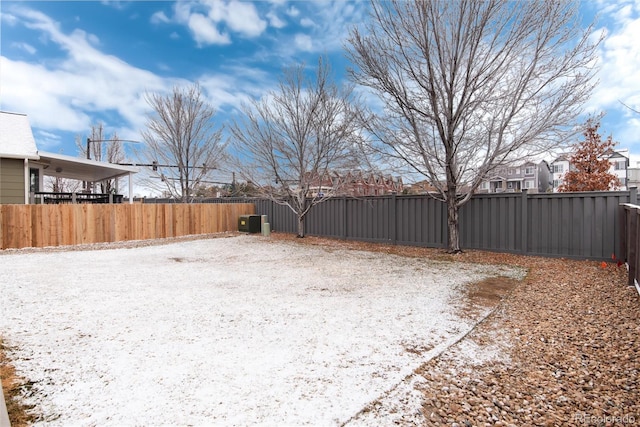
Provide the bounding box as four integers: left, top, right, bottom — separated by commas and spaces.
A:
1, 0, 640, 186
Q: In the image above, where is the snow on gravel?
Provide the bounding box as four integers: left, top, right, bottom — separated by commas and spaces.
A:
0, 235, 523, 426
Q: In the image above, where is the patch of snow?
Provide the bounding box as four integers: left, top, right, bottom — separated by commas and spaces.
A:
0, 235, 522, 426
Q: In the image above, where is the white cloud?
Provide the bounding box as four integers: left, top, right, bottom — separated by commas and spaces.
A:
224, 1, 267, 37
266, 11, 286, 29
0, 7, 170, 135
585, 1, 640, 152
294, 34, 313, 52
35, 129, 63, 151
0, 6, 273, 146
300, 17, 315, 28
1, 12, 18, 25
188, 13, 231, 46
11, 42, 37, 54
150, 10, 170, 24
286, 6, 300, 17
154, 0, 267, 46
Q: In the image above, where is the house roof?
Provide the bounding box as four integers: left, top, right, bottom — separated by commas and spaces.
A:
0, 111, 39, 160
36, 151, 139, 182
1, 111, 139, 184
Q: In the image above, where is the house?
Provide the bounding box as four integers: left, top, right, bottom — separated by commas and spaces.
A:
404, 180, 440, 195
0, 111, 139, 204
607, 149, 629, 190
550, 154, 571, 191
306, 170, 403, 197
477, 161, 552, 193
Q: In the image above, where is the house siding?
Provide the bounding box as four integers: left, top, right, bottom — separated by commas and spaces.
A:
0, 158, 26, 204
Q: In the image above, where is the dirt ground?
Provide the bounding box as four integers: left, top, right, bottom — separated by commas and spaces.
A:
1, 232, 638, 426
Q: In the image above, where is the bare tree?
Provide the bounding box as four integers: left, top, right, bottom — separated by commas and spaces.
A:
620, 100, 640, 115
347, 0, 600, 252
140, 83, 226, 202
231, 58, 362, 237
76, 123, 126, 193
45, 176, 82, 193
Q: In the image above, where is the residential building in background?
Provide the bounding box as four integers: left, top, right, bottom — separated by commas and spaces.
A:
478, 161, 552, 194
551, 154, 571, 191
308, 170, 403, 197
608, 149, 629, 190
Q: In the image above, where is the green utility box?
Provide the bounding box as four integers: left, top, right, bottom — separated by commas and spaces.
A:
238, 215, 261, 233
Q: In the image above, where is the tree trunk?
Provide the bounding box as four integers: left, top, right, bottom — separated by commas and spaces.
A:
446, 190, 461, 253
297, 214, 305, 238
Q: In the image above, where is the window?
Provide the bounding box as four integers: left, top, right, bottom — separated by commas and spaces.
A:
553, 164, 564, 173
508, 169, 513, 175
619, 178, 627, 186
515, 168, 520, 175
525, 167, 534, 175
553, 179, 562, 188
480, 181, 489, 190
615, 160, 626, 171
524, 180, 534, 189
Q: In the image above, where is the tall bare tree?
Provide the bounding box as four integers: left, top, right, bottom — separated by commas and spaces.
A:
76, 123, 126, 193
141, 83, 226, 202
231, 58, 362, 237
347, 0, 600, 252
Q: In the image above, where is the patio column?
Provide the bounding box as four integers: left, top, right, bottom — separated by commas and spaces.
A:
24, 158, 29, 204
129, 172, 134, 204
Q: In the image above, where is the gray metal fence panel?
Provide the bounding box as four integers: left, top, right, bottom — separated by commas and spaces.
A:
459, 193, 522, 252
395, 196, 446, 247
143, 190, 636, 261
345, 197, 392, 243
524, 192, 630, 259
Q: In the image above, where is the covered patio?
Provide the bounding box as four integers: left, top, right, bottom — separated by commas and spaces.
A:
32, 151, 139, 204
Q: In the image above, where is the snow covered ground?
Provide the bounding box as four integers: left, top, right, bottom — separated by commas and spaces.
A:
0, 235, 523, 426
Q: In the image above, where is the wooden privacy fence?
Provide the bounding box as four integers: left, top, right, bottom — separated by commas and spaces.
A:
0, 203, 254, 249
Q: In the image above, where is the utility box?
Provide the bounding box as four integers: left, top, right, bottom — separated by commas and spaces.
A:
238, 215, 261, 233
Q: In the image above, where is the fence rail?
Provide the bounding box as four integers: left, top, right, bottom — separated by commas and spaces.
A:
0, 203, 254, 249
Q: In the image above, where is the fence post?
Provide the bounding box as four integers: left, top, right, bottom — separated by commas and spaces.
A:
521, 189, 528, 254
628, 207, 638, 287
619, 205, 628, 263
631, 187, 638, 205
